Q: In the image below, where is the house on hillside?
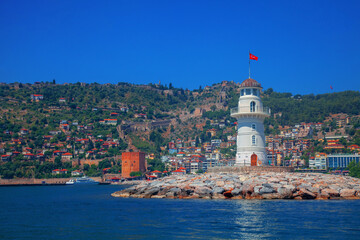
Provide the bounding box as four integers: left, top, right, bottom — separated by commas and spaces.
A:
30, 94, 43, 101
61, 152, 72, 161
1, 155, 11, 162
100, 119, 117, 125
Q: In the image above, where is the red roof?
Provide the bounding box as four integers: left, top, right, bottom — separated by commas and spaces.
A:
151, 170, 162, 173
240, 78, 262, 88
62, 153, 72, 156
1, 155, 10, 157
173, 169, 185, 173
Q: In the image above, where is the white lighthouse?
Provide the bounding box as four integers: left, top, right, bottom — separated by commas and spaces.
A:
230, 78, 270, 166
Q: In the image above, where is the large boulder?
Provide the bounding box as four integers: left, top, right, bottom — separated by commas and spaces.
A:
169, 187, 182, 196
262, 193, 281, 199
194, 186, 212, 198
277, 187, 293, 199
143, 187, 160, 198
212, 187, 225, 195
321, 188, 339, 198
294, 188, 316, 199
254, 185, 276, 195
111, 191, 130, 198
340, 189, 357, 199
231, 188, 242, 196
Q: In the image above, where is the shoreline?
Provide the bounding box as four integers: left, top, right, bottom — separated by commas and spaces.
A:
111, 172, 360, 200
0, 177, 103, 186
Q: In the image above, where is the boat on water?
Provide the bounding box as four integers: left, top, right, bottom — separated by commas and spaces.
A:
66, 176, 99, 185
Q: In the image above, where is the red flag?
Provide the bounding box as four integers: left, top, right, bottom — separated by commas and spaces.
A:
330, 85, 333, 90
249, 53, 258, 61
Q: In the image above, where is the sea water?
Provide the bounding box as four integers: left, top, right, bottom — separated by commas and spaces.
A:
1, 185, 360, 239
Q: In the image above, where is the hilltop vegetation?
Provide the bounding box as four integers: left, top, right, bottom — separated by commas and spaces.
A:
263, 89, 360, 125
1, 81, 360, 146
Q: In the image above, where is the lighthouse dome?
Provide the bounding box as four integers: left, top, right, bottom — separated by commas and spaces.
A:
240, 78, 262, 88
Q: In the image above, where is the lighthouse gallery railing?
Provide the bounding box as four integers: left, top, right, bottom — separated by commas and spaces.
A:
230, 106, 271, 116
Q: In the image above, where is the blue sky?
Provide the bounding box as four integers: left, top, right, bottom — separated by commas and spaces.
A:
1, 0, 359, 94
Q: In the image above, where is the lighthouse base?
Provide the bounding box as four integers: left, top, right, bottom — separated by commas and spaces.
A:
235, 151, 267, 166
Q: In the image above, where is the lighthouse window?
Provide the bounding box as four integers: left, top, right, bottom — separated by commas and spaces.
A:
252, 124, 256, 130
252, 135, 256, 145
253, 89, 258, 96
250, 101, 256, 112
241, 89, 244, 96
246, 89, 251, 95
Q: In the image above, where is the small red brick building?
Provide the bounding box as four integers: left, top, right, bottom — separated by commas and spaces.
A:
121, 152, 146, 178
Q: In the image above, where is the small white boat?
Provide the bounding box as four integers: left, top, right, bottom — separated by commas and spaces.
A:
66, 176, 99, 185
65, 179, 75, 185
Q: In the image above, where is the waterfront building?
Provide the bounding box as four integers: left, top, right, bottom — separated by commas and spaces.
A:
230, 78, 270, 166
190, 160, 203, 173
327, 154, 360, 169
310, 153, 327, 169
121, 152, 146, 178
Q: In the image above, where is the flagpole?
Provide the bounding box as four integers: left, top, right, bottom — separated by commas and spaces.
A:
249, 50, 251, 79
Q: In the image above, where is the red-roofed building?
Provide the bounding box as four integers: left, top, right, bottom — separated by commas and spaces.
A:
43, 135, 54, 140
349, 144, 360, 152
24, 153, 35, 160
12, 151, 20, 156
151, 170, 162, 178
61, 152, 72, 161
53, 150, 65, 156
20, 129, 29, 135
30, 94, 43, 101
60, 123, 70, 131
75, 138, 90, 144
1, 155, 11, 162
177, 152, 185, 157
172, 168, 186, 175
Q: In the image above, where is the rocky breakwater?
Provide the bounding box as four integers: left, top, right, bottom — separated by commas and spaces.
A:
111, 172, 360, 200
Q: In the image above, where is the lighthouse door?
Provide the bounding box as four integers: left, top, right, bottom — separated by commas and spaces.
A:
251, 153, 258, 166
